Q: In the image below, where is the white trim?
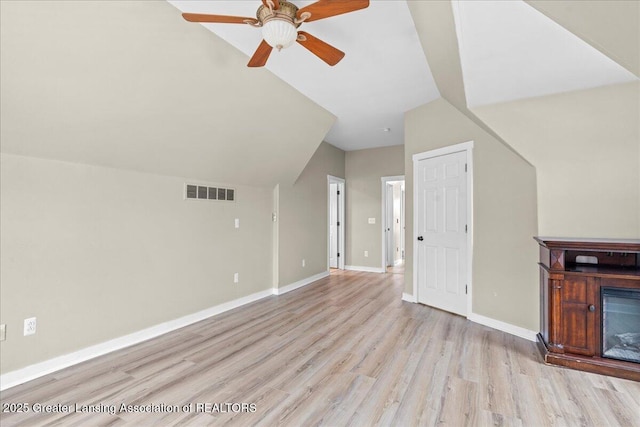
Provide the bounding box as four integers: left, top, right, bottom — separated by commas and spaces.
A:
402, 293, 417, 303
381, 175, 405, 272
273, 271, 330, 296
412, 141, 475, 162
412, 141, 474, 317
345, 265, 385, 273
468, 313, 538, 342
272, 184, 280, 288
2, 270, 333, 390
327, 175, 345, 271
0, 288, 274, 391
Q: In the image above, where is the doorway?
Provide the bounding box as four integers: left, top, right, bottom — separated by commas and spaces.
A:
328, 176, 345, 270
412, 142, 473, 317
382, 176, 405, 273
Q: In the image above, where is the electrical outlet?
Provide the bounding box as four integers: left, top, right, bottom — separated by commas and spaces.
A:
302, 259, 305, 267
364, 251, 369, 257
0, 324, 6, 341
368, 218, 376, 224
234, 218, 240, 229
24, 317, 36, 336
234, 273, 239, 283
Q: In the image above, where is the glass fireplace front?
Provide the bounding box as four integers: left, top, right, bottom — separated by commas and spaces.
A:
601, 287, 640, 363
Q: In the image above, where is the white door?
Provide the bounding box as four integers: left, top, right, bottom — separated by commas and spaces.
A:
416, 150, 468, 316
392, 183, 402, 264
329, 183, 339, 268
386, 184, 394, 267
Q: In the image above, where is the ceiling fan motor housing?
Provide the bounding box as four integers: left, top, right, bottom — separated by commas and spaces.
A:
258, 1, 301, 50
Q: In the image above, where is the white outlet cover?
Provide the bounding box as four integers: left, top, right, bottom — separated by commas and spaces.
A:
24, 317, 36, 336
233, 273, 239, 283
364, 251, 369, 257
234, 218, 240, 228
368, 218, 376, 224
302, 259, 305, 267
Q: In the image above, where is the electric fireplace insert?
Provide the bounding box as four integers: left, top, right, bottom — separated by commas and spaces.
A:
602, 287, 640, 364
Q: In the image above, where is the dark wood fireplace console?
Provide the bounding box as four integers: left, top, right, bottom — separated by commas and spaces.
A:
535, 237, 640, 381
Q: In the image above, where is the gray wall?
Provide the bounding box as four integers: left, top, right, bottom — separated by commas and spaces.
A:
0, 0, 339, 375
473, 82, 640, 238
345, 146, 404, 269
0, 154, 273, 373
277, 142, 345, 287
405, 98, 540, 331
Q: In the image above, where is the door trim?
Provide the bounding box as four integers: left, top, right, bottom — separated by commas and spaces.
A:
412, 141, 474, 316
327, 175, 345, 270
381, 175, 405, 271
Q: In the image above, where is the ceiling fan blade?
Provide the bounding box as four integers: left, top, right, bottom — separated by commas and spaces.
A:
297, 0, 369, 22
296, 31, 345, 66
261, 0, 280, 10
248, 40, 273, 67
182, 13, 258, 25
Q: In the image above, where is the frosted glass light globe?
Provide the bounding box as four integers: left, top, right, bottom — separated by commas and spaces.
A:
262, 20, 297, 51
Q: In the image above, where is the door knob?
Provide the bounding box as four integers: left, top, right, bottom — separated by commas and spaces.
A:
417, 236, 424, 241
588, 304, 596, 312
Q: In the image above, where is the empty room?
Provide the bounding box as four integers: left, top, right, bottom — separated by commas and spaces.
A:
1, 0, 639, 426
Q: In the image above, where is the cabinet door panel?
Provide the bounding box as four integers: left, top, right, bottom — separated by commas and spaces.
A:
561, 276, 597, 356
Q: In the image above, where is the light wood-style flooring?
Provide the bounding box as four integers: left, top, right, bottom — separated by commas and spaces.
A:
1, 270, 639, 426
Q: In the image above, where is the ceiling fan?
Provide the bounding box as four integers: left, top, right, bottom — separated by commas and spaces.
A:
182, 0, 370, 67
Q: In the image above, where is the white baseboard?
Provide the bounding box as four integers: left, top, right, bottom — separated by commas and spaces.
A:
1, 271, 331, 390
0, 288, 274, 391
273, 271, 329, 296
467, 313, 538, 342
402, 292, 417, 303
345, 265, 385, 273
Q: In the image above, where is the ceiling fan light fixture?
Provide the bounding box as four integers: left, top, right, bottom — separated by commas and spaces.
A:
262, 19, 297, 51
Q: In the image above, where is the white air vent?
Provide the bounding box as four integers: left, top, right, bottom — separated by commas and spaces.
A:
185, 183, 235, 202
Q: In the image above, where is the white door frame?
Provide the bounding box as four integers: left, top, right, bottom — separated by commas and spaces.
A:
381, 175, 405, 271
412, 141, 474, 316
327, 175, 345, 270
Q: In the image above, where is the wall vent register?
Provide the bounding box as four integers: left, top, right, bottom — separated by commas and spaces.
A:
185, 184, 235, 202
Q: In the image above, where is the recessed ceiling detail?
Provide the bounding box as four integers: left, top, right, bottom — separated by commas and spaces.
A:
452, 0, 638, 108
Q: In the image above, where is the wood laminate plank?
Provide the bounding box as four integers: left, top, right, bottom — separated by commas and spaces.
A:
2, 270, 640, 427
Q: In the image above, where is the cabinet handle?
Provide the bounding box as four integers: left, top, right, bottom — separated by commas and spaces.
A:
588, 304, 596, 312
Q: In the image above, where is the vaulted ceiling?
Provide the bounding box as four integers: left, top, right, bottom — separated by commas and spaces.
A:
169, 0, 638, 150
1, 0, 638, 185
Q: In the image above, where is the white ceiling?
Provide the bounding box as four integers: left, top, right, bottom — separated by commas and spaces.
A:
168, 0, 637, 151
452, 0, 637, 108
168, 0, 440, 151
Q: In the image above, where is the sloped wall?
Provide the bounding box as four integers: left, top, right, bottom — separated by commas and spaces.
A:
0, 0, 335, 188
473, 82, 640, 238
525, 0, 639, 76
